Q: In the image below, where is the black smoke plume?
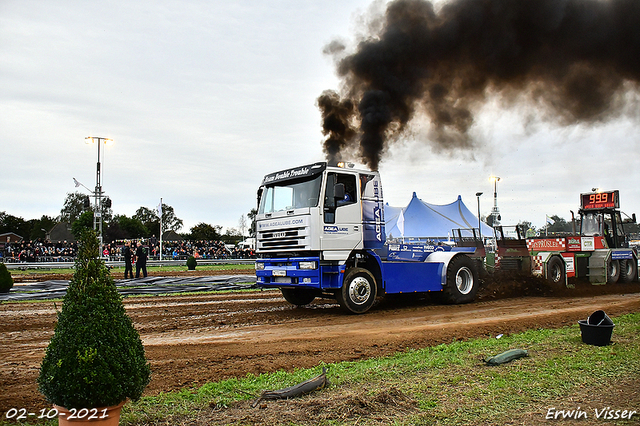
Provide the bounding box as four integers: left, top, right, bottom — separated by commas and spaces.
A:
318, 0, 640, 170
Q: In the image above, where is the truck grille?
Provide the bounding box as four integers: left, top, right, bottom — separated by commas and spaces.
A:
258, 226, 309, 253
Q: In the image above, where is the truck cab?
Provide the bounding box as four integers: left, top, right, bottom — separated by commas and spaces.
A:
575, 190, 637, 283
580, 209, 629, 251
255, 162, 384, 259
255, 162, 480, 313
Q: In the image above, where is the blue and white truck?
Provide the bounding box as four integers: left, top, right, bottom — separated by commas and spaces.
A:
255, 161, 481, 313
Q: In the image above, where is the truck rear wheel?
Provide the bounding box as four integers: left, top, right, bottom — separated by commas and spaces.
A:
619, 259, 637, 283
281, 288, 316, 306
546, 256, 565, 286
607, 259, 620, 284
441, 255, 479, 304
337, 268, 377, 314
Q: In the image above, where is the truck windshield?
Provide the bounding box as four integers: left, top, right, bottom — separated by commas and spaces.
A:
581, 213, 602, 236
258, 174, 323, 214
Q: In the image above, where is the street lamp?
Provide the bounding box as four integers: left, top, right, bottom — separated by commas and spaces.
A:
490, 176, 501, 227
475, 192, 483, 239
85, 136, 113, 254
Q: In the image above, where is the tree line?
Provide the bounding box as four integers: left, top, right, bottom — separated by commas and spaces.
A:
1, 192, 257, 244
4, 193, 638, 243
512, 215, 640, 237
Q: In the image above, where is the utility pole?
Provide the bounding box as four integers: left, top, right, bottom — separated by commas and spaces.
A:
476, 192, 483, 240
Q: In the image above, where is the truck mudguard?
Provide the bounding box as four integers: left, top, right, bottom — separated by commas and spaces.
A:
423, 251, 463, 286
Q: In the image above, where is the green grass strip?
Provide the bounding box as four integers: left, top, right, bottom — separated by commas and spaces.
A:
9, 263, 255, 276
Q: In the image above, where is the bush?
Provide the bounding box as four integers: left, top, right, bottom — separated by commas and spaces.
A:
187, 256, 197, 270
37, 229, 151, 409
0, 263, 13, 293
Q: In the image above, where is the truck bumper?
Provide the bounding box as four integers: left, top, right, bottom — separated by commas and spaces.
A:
255, 257, 344, 290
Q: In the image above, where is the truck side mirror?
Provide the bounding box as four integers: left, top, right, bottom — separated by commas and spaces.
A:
256, 188, 263, 210
334, 183, 345, 200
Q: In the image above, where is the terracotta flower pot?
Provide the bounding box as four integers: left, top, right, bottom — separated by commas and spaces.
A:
54, 400, 126, 426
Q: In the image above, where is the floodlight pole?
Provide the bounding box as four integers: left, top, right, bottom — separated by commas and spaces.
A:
86, 136, 112, 255
490, 176, 501, 227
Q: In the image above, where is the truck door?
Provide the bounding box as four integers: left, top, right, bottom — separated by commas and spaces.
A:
322, 172, 363, 256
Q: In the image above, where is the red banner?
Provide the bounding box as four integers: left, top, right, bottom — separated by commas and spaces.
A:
527, 238, 565, 251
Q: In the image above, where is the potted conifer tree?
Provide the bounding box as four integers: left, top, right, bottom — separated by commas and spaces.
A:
38, 229, 151, 425
186, 255, 197, 271
0, 262, 13, 293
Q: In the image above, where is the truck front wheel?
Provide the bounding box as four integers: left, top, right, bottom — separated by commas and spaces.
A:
281, 288, 316, 306
337, 268, 377, 314
441, 255, 479, 304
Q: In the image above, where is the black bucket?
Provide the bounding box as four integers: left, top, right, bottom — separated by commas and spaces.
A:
579, 310, 615, 346
587, 310, 614, 326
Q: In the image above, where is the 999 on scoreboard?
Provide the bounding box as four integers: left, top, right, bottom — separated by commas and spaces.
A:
580, 190, 619, 210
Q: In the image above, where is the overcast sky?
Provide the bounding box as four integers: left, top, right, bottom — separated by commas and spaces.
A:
2, 0, 640, 235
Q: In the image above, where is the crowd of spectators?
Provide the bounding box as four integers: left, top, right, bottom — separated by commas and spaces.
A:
103, 240, 255, 261
0, 240, 78, 262
1, 239, 255, 263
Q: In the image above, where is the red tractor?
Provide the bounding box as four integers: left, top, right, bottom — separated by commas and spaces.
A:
493, 190, 638, 287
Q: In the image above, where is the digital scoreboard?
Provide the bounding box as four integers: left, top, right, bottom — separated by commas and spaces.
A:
580, 190, 619, 210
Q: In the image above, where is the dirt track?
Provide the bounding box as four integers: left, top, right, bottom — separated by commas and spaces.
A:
1, 277, 639, 413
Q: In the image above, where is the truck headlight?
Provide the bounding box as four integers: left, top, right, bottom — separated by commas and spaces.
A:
298, 261, 317, 270
255, 262, 265, 271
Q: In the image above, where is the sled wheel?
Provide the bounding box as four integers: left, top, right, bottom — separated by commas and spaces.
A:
607, 259, 620, 284
619, 259, 637, 283
337, 268, 377, 314
546, 256, 565, 286
441, 256, 479, 304
281, 288, 316, 306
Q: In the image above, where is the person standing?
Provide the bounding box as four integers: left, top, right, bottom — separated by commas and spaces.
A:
135, 241, 148, 278
123, 241, 134, 279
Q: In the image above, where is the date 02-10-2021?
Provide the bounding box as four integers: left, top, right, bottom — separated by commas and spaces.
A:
5, 407, 109, 420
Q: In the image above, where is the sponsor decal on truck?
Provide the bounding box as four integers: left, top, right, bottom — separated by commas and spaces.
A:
324, 225, 349, 234
258, 217, 306, 230
528, 239, 565, 251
